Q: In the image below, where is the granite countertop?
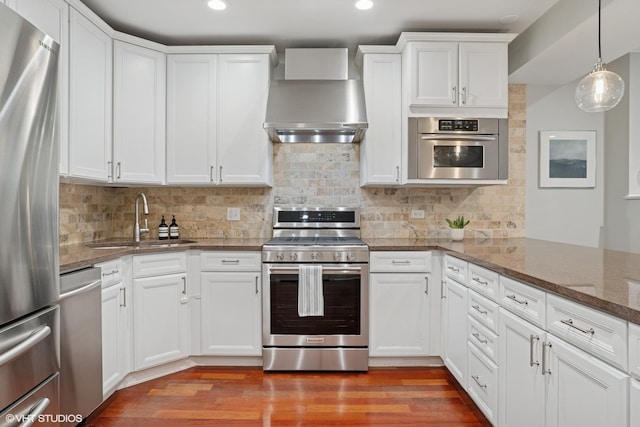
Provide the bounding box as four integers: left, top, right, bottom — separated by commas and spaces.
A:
365, 237, 640, 324
61, 237, 640, 324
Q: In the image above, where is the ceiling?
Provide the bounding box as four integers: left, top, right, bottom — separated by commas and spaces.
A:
77, 0, 640, 85
78, 0, 557, 52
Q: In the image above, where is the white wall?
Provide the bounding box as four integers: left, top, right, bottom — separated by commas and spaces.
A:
526, 84, 605, 247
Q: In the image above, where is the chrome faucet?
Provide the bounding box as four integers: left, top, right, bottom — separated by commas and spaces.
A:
134, 192, 149, 243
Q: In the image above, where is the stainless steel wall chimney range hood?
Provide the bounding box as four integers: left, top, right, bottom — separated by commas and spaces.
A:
263, 48, 368, 143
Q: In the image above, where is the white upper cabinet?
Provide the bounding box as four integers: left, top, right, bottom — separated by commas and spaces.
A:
113, 40, 166, 184
166, 54, 218, 184
217, 54, 272, 186
400, 33, 513, 118
68, 8, 112, 181
359, 52, 402, 186
166, 53, 272, 186
6, 0, 69, 176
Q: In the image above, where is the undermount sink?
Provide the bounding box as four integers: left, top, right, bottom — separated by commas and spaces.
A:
86, 239, 197, 250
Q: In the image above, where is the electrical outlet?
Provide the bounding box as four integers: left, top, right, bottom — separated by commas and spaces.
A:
411, 209, 425, 219
227, 207, 240, 221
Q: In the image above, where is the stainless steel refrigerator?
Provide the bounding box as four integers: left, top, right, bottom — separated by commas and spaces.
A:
0, 3, 61, 424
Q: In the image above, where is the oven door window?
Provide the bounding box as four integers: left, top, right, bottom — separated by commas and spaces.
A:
269, 273, 360, 335
433, 145, 484, 168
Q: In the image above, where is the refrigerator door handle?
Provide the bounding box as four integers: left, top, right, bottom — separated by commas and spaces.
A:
0, 325, 51, 368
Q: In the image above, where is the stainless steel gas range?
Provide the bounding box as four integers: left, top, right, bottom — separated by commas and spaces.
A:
262, 207, 369, 371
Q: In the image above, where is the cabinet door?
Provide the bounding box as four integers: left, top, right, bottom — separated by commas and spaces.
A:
68, 8, 112, 181
217, 54, 272, 186
546, 336, 629, 427
498, 308, 546, 427
370, 273, 431, 356
631, 379, 640, 427
101, 283, 126, 399
133, 273, 188, 370
409, 42, 458, 107
113, 41, 165, 184
458, 42, 508, 108
166, 54, 217, 184
6, 0, 69, 176
442, 277, 467, 387
360, 54, 402, 185
200, 272, 262, 356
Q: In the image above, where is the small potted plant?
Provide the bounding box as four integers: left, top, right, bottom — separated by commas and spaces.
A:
445, 215, 470, 241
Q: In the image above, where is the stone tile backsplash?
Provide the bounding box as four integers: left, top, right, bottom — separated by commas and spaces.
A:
59, 85, 526, 245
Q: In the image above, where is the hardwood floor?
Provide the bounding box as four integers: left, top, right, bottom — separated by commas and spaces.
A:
86, 367, 491, 426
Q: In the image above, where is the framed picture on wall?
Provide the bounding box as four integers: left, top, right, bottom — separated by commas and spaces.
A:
539, 130, 596, 188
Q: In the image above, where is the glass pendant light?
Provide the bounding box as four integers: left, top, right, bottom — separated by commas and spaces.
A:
575, 0, 624, 112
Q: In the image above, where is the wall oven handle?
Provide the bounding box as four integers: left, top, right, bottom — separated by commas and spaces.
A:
420, 135, 497, 141
0, 325, 51, 368
267, 266, 362, 275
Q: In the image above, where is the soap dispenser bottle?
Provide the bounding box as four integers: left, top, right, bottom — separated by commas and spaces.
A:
169, 215, 179, 239
158, 215, 169, 240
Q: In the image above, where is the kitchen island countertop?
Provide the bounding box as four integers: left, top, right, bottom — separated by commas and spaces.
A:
365, 237, 640, 324
61, 237, 640, 324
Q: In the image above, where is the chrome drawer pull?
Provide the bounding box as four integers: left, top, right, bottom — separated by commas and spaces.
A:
221, 259, 240, 264
472, 305, 488, 315
471, 375, 487, 389
392, 260, 411, 265
472, 277, 488, 285
102, 269, 119, 277
542, 342, 552, 375
507, 294, 529, 305
447, 265, 460, 272
561, 318, 595, 335
529, 334, 540, 367
472, 332, 487, 344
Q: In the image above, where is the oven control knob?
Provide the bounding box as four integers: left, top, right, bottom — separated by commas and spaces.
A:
289, 252, 298, 261
333, 252, 342, 261
311, 252, 320, 261
276, 252, 285, 261
346, 252, 355, 261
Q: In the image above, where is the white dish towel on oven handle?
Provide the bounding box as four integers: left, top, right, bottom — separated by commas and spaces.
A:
298, 265, 324, 317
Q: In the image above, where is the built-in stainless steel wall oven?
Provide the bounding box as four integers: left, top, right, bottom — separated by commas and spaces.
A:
262, 207, 369, 371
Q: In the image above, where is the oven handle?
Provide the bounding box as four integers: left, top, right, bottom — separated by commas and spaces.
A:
420, 135, 497, 141
267, 266, 363, 275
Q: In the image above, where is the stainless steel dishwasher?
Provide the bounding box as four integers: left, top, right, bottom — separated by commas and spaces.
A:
59, 267, 103, 425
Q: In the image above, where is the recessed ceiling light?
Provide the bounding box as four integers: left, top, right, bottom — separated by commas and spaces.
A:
355, 0, 373, 11
207, 0, 227, 11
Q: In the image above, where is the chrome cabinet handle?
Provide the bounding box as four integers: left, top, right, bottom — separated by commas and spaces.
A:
102, 268, 119, 277
462, 86, 468, 104
472, 305, 488, 315
472, 277, 488, 285
210, 165, 215, 182
472, 332, 487, 344
0, 325, 51, 368
255, 276, 259, 294
222, 259, 240, 264
182, 276, 187, 295
441, 281, 446, 299
507, 294, 529, 305
542, 342, 552, 375
452, 86, 457, 104
561, 318, 595, 335
219, 165, 223, 182
424, 276, 429, 295
447, 265, 460, 272
108, 161, 113, 181
392, 260, 411, 265
120, 286, 127, 308
116, 161, 122, 179
529, 334, 540, 367
395, 166, 400, 182
471, 375, 487, 389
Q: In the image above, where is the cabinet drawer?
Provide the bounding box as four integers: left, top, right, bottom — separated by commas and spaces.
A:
444, 255, 467, 283
200, 251, 261, 272
468, 290, 499, 334
133, 252, 187, 278
467, 341, 498, 426
547, 293, 627, 371
630, 323, 640, 379
468, 315, 499, 364
499, 276, 546, 329
468, 263, 499, 302
96, 259, 123, 287
370, 251, 431, 273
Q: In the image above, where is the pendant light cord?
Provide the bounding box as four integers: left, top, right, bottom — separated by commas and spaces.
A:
598, 0, 602, 60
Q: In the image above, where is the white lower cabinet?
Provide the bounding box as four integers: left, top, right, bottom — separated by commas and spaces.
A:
467, 342, 498, 425
97, 257, 132, 399
199, 251, 262, 356
132, 253, 189, 371
631, 379, 640, 426
442, 276, 468, 387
